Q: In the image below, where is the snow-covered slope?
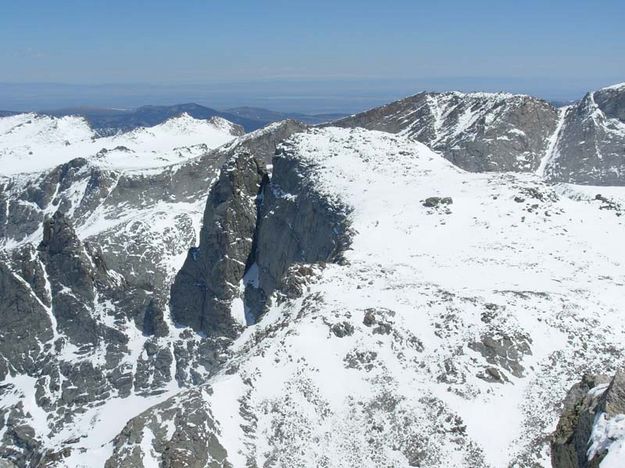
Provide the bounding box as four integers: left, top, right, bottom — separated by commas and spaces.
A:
102, 128, 625, 467
0, 120, 308, 467
0, 112, 242, 175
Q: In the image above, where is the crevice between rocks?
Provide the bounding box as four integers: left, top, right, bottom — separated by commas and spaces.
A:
170, 145, 353, 338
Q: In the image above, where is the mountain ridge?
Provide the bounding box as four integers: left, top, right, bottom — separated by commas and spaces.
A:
0, 82, 624, 467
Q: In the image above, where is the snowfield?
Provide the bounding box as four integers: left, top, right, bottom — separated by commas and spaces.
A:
0, 112, 241, 175
102, 128, 625, 467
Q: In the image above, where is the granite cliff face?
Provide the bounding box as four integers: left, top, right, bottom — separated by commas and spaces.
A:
170, 128, 352, 337
170, 152, 268, 337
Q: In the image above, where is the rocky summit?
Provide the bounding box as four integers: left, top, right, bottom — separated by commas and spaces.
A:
0, 84, 624, 468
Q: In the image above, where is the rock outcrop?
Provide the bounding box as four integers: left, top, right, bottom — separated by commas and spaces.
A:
552, 370, 625, 468
170, 152, 268, 337
0, 258, 53, 380
105, 387, 229, 468
170, 125, 352, 335
244, 136, 352, 321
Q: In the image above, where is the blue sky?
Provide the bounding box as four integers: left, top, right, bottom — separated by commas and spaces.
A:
1, 0, 624, 111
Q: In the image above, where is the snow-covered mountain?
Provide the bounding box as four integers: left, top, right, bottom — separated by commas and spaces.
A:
104, 128, 625, 468
333, 91, 560, 172
0, 84, 624, 468
543, 83, 625, 186
0, 118, 306, 466
333, 85, 625, 186
0, 113, 243, 175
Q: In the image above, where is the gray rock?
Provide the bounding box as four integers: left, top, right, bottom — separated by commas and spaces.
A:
0, 260, 53, 380
545, 84, 625, 185
423, 196, 453, 208
245, 138, 352, 321
38, 211, 103, 346
105, 387, 231, 468
331, 321, 354, 338
171, 123, 345, 337
333, 91, 559, 172
170, 152, 268, 337
469, 332, 532, 382
551, 370, 625, 468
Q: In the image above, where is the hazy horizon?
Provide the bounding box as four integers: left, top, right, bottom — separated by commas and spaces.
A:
2, 0, 623, 114
0, 76, 621, 115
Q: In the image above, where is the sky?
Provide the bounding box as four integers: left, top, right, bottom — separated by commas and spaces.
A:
1, 0, 624, 112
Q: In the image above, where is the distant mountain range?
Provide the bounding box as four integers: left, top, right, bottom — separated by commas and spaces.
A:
225, 106, 348, 126
0, 104, 348, 133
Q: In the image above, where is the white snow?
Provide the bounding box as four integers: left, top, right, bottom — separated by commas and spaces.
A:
537, 106, 569, 176
588, 412, 625, 467
0, 112, 240, 175
2, 123, 625, 466
185, 127, 625, 467
601, 82, 625, 91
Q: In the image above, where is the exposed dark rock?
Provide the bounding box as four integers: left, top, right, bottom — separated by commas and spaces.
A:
362, 308, 395, 335
594, 194, 623, 215
477, 367, 509, 384
469, 332, 532, 382
170, 152, 268, 337
274, 263, 319, 303
331, 321, 354, 338
363, 310, 377, 327
423, 196, 453, 208
245, 139, 352, 321
105, 387, 230, 468
0, 260, 53, 380
37, 212, 103, 346
344, 350, 378, 371
551, 373, 614, 468
0, 403, 42, 467
141, 298, 169, 337
9, 245, 50, 307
